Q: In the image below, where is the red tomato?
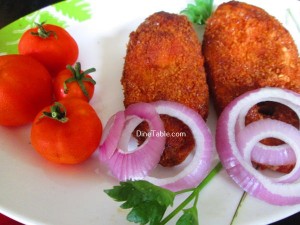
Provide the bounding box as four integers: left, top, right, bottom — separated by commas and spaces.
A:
0, 55, 53, 126
18, 23, 79, 75
53, 62, 96, 102
30, 99, 102, 164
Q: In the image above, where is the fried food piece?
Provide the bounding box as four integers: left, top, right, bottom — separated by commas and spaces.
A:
121, 11, 209, 167
203, 1, 300, 172
203, 1, 300, 114
245, 101, 299, 145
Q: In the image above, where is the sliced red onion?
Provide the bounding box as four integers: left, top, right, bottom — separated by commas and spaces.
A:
249, 143, 295, 166
145, 101, 213, 192
236, 119, 300, 183
234, 88, 300, 166
217, 87, 300, 205
98, 111, 125, 161
117, 115, 143, 152
99, 102, 166, 181
99, 100, 213, 191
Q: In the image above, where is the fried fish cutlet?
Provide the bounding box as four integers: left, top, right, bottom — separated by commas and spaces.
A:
121, 11, 209, 167
203, 1, 300, 114
203, 1, 300, 172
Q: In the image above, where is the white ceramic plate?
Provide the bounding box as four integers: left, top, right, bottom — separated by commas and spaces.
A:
0, 0, 300, 224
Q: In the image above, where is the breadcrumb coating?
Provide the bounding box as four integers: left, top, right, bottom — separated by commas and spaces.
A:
203, 1, 300, 114
121, 11, 209, 167
203, 1, 300, 173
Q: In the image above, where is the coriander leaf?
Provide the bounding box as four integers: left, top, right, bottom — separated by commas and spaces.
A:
104, 182, 147, 209
176, 207, 198, 225
105, 163, 222, 225
104, 181, 136, 203
130, 180, 175, 207
104, 180, 175, 208
180, 0, 214, 25
127, 200, 167, 225
104, 180, 176, 224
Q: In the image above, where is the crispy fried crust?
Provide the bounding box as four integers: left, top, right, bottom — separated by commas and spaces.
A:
121, 11, 209, 167
203, 1, 300, 114
203, 1, 300, 173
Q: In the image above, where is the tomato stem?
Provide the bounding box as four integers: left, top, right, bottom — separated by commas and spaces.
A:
31, 22, 57, 39
64, 62, 96, 100
40, 102, 68, 123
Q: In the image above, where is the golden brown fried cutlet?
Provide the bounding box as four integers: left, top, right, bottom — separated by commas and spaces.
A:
121, 11, 209, 167
203, 1, 300, 114
203, 1, 300, 172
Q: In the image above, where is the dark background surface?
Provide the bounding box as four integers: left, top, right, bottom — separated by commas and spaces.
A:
0, 0, 300, 225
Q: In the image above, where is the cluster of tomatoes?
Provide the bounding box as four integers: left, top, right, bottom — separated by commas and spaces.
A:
0, 22, 102, 164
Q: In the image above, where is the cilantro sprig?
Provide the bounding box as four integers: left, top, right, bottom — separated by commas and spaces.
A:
180, 0, 214, 25
105, 180, 175, 225
104, 162, 222, 225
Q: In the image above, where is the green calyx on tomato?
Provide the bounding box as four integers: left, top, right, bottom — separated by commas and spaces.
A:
31, 22, 57, 39
64, 62, 96, 100
40, 102, 68, 123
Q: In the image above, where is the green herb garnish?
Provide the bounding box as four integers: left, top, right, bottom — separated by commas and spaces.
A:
180, 0, 214, 25
104, 162, 222, 225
